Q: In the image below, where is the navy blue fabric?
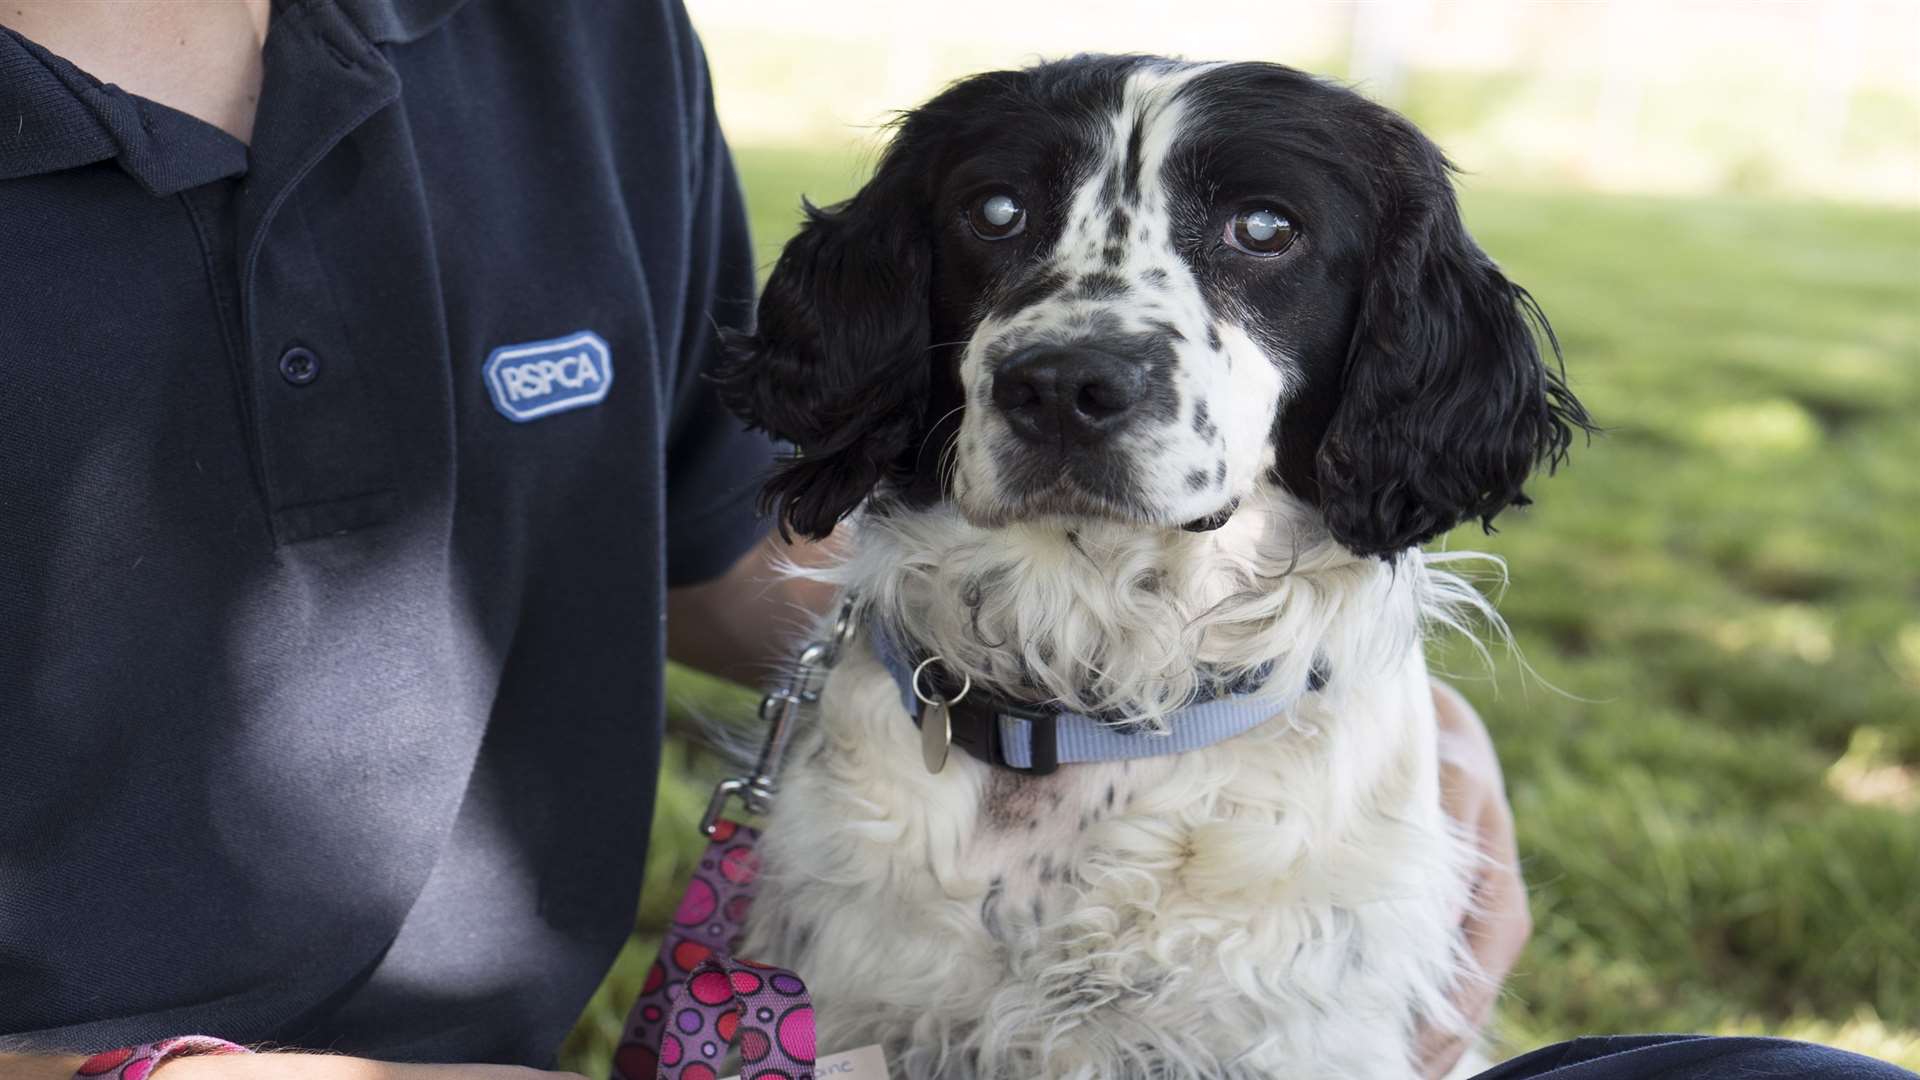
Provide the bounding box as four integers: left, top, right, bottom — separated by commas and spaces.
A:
0, 0, 772, 1066
1473, 1035, 1916, 1079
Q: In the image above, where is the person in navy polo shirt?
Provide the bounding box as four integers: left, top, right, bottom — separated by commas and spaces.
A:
0, 1, 823, 1075
1, 4, 1906, 1080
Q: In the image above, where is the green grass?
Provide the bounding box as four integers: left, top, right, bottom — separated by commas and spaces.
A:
559, 151, 1920, 1075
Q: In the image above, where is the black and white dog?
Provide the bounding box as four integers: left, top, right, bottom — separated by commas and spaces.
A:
718, 55, 1590, 1079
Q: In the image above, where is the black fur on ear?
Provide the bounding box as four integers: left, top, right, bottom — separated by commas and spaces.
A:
713, 153, 933, 540
1316, 117, 1594, 558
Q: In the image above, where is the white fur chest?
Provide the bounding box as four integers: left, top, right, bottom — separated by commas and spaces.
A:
740, 591, 1478, 1079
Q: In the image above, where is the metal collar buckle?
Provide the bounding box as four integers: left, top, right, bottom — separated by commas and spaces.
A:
972, 692, 1062, 776
915, 662, 1062, 777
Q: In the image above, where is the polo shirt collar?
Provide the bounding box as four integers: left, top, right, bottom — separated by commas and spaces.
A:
0, 0, 469, 196
0, 27, 247, 195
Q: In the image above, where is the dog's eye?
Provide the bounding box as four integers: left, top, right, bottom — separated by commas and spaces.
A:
1224, 207, 1297, 256
967, 192, 1027, 241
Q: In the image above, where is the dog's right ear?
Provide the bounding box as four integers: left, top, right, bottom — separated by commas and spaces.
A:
715, 167, 933, 541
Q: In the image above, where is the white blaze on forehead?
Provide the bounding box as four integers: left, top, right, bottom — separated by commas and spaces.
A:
1054, 63, 1216, 276
954, 60, 1294, 527
1113, 63, 1214, 203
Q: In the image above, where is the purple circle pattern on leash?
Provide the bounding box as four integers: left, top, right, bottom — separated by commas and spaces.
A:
612, 820, 816, 1080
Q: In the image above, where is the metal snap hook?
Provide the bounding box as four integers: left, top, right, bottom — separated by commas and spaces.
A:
831, 597, 859, 650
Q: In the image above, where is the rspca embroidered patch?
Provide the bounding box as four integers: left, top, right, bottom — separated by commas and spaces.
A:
484, 330, 613, 422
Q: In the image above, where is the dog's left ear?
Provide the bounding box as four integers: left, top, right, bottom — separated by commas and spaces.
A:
1315, 118, 1593, 558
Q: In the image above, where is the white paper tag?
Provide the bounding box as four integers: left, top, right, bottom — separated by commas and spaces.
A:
720, 1043, 890, 1080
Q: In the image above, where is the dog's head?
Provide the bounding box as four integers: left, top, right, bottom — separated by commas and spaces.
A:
719, 56, 1590, 557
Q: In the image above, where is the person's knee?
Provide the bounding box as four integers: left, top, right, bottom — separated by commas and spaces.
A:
1475, 1035, 1917, 1080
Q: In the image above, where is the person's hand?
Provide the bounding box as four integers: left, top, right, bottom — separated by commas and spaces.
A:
1415, 681, 1533, 1080
164, 1055, 587, 1080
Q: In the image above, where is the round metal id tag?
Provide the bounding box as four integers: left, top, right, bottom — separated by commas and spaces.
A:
912, 658, 969, 776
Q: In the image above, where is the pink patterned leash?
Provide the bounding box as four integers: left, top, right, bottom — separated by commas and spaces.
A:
613, 605, 854, 1080
611, 820, 815, 1080
73, 1036, 250, 1080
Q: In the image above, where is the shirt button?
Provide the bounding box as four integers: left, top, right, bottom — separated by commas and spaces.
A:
278, 347, 321, 386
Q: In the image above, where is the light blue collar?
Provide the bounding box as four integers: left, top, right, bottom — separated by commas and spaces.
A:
868, 621, 1324, 774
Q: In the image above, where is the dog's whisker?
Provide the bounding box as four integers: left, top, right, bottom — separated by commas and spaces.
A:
915, 405, 968, 466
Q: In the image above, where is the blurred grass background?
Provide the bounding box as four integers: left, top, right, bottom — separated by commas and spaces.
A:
562, 4, 1920, 1073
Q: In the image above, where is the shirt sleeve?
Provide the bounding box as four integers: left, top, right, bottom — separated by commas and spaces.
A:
658, 10, 779, 588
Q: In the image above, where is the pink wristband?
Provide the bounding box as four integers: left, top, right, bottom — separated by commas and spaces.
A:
74, 1036, 251, 1080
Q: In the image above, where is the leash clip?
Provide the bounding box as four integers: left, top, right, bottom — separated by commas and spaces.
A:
700, 596, 858, 837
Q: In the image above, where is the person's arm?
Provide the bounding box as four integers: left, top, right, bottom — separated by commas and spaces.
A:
666, 530, 840, 687
0, 1055, 581, 1080
0, 1054, 84, 1080
1417, 681, 1534, 1079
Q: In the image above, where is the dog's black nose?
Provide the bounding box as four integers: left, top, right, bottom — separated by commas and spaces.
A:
991, 345, 1146, 446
